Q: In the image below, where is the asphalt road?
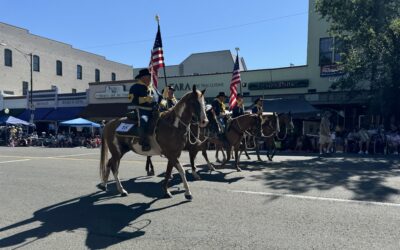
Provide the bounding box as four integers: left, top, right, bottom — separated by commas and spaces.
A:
0, 147, 400, 249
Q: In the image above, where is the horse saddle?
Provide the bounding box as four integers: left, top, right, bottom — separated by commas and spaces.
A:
116, 112, 140, 137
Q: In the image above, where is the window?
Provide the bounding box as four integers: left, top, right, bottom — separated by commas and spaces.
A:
111, 72, 116, 81
95, 69, 100, 82
319, 37, 342, 66
77, 65, 82, 80
33, 55, 40, 72
22, 81, 29, 96
4, 49, 12, 67
56, 60, 62, 76
72, 88, 77, 94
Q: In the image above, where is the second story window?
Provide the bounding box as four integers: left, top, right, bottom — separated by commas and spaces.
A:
319, 37, 342, 66
95, 69, 100, 82
56, 60, 63, 76
77, 65, 82, 80
111, 72, 116, 81
4, 49, 12, 67
33, 55, 40, 72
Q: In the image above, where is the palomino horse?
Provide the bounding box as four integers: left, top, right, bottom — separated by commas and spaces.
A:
219, 114, 263, 171
99, 86, 208, 200
145, 106, 220, 178
253, 112, 294, 161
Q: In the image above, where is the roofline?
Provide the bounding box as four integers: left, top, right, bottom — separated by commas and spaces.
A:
0, 22, 133, 68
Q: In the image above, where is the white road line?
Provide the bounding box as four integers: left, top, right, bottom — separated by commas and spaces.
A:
0, 159, 31, 164
231, 190, 400, 208
47, 153, 98, 158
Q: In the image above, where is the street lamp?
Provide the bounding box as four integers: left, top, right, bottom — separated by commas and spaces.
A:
0, 42, 34, 123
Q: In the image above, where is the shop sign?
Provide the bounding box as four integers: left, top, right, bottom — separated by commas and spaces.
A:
320, 64, 345, 77
248, 80, 309, 91
95, 85, 128, 99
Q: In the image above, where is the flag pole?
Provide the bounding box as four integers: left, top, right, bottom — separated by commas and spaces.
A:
235, 47, 242, 95
156, 15, 168, 89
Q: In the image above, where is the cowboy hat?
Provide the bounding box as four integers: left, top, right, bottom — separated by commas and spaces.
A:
216, 92, 226, 98
135, 69, 151, 79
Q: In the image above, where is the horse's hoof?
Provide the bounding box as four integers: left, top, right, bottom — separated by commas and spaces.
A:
150, 170, 155, 176
236, 167, 242, 172
121, 192, 128, 197
164, 192, 173, 199
97, 184, 107, 192
185, 194, 193, 200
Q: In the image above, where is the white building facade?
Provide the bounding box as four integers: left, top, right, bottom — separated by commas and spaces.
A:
0, 22, 133, 96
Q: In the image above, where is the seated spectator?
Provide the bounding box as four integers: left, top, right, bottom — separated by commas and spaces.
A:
386, 132, 400, 155
358, 127, 370, 154
345, 128, 358, 153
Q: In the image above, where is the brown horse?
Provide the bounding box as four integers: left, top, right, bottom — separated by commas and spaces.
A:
145, 106, 221, 178
253, 112, 294, 161
219, 114, 264, 171
99, 85, 208, 200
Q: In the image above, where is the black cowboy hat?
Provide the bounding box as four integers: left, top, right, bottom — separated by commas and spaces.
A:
216, 92, 226, 98
237, 93, 243, 99
135, 69, 151, 79
254, 97, 262, 104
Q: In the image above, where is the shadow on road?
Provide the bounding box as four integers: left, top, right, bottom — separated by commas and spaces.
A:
0, 191, 188, 249
250, 156, 400, 202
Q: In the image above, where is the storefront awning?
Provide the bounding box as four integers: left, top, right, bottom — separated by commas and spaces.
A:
45, 107, 85, 121
80, 103, 131, 121
262, 99, 319, 119
18, 108, 54, 121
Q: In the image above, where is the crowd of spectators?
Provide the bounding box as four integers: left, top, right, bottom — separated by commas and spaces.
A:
0, 126, 102, 148
291, 121, 400, 156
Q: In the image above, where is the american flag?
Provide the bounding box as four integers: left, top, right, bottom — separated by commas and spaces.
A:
229, 55, 241, 110
149, 24, 165, 89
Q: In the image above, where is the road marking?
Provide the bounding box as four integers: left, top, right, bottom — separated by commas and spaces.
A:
231, 190, 400, 207
47, 153, 99, 158
0, 159, 31, 164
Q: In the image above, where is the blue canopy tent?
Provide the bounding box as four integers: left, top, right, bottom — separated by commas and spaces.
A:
0, 115, 33, 126
59, 118, 100, 127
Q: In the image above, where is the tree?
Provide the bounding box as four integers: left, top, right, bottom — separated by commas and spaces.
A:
316, 0, 400, 126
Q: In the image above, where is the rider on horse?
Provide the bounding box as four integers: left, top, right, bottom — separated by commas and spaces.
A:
128, 69, 158, 151
252, 97, 263, 115
212, 92, 228, 132
160, 84, 177, 110
232, 93, 245, 118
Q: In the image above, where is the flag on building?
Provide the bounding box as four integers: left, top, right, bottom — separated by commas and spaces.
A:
229, 55, 241, 110
149, 24, 165, 89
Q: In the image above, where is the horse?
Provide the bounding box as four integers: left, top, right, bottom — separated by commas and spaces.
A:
145, 106, 221, 178
99, 85, 208, 200
253, 112, 294, 161
219, 113, 264, 171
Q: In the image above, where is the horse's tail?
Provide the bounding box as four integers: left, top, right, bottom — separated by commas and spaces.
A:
99, 125, 109, 182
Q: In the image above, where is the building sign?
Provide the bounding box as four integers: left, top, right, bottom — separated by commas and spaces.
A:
170, 82, 224, 92
95, 85, 128, 99
320, 64, 344, 77
248, 80, 309, 91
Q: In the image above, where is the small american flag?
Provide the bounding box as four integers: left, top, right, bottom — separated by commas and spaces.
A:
229, 55, 241, 110
149, 24, 165, 89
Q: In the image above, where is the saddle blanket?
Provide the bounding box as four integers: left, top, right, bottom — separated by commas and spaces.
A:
116, 121, 140, 137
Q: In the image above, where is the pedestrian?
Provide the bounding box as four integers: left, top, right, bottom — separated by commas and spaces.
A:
319, 111, 332, 155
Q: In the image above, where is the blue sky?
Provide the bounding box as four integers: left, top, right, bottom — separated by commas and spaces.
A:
1, 0, 309, 70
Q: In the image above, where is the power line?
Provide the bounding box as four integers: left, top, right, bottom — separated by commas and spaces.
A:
82, 11, 308, 49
